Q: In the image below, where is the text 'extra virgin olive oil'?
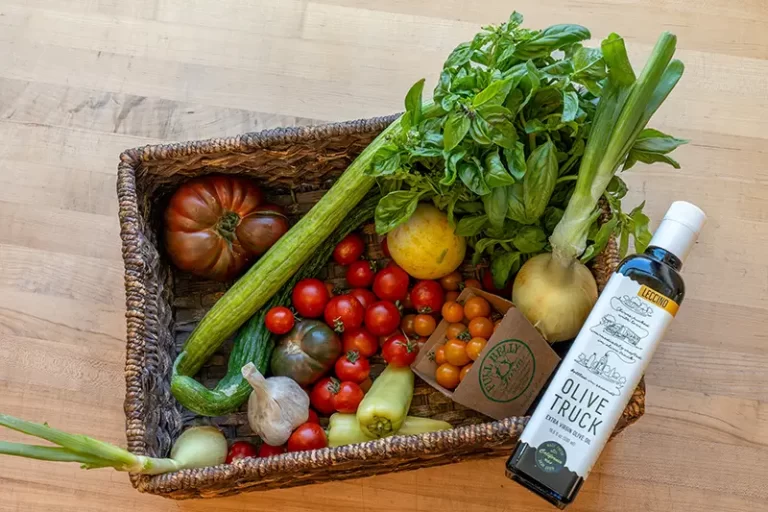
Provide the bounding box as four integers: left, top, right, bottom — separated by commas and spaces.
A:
506, 201, 706, 509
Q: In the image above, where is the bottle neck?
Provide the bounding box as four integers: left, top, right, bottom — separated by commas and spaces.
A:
644, 246, 682, 271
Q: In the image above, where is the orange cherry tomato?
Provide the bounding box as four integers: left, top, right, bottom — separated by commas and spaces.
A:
468, 317, 494, 339
413, 314, 437, 337
441, 301, 464, 323
445, 290, 460, 302
446, 322, 469, 340
444, 338, 470, 366
439, 271, 462, 291
466, 337, 487, 361
435, 363, 461, 390
464, 297, 491, 321
464, 278, 482, 290
434, 345, 447, 365
459, 363, 473, 382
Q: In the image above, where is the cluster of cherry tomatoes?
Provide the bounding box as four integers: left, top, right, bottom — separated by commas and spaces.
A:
433, 294, 500, 390
225, 409, 324, 462
251, 233, 503, 459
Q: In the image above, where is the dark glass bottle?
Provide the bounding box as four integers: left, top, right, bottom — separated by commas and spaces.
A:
505, 202, 705, 509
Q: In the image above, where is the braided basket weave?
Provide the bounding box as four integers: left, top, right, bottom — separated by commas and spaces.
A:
117, 114, 645, 499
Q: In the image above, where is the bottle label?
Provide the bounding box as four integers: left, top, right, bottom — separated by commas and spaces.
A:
519, 273, 678, 478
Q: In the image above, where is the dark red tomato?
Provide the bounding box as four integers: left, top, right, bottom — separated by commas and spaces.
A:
381, 237, 391, 258
292, 279, 330, 318
349, 288, 377, 311
373, 266, 410, 301
382, 334, 419, 367
332, 381, 364, 413
324, 295, 364, 333
341, 328, 378, 358
265, 306, 295, 335
364, 301, 401, 336
257, 443, 285, 458
333, 233, 365, 265
482, 270, 512, 296
346, 260, 376, 288
287, 423, 327, 452
226, 441, 257, 463
310, 377, 339, 415
334, 351, 370, 383
410, 280, 445, 314
307, 409, 320, 424
401, 290, 414, 311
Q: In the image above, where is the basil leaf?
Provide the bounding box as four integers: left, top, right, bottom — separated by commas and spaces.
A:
514, 24, 591, 60
473, 78, 513, 108
468, 115, 492, 147
474, 237, 499, 257
485, 151, 515, 187
444, 42, 472, 68
503, 141, 527, 180
456, 214, 488, 236
508, 11, 524, 29
562, 90, 580, 123
522, 141, 558, 222
458, 157, 490, 195
442, 148, 466, 186
504, 88, 525, 113
629, 203, 652, 253
506, 183, 527, 224
513, 225, 547, 253
483, 186, 509, 228
543, 206, 564, 233
404, 78, 425, 126
606, 175, 628, 200
455, 201, 484, 214
444, 111, 471, 151
491, 251, 521, 289
624, 128, 688, 170
375, 190, 422, 234
580, 215, 619, 263
369, 146, 402, 176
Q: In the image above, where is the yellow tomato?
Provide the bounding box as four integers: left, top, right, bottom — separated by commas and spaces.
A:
387, 204, 466, 279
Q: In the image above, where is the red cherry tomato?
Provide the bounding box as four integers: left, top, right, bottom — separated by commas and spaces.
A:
333, 233, 365, 265
382, 334, 419, 367
324, 295, 365, 333
307, 409, 320, 424
364, 301, 401, 336
346, 260, 376, 288
287, 423, 327, 452
349, 288, 377, 310
373, 266, 410, 302
381, 237, 391, 258
342, 328, 379, 358
334, 351, 370, 384
410, 280, 445, 314
226, 441, 257, 463
265, 306, 295, 335
257, 443, 286, 458
310, 377, 339, 415
292, 278, 330, 318
332, 381, 364, 413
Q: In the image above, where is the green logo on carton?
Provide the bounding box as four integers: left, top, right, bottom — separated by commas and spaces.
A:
478, 339, 535, 403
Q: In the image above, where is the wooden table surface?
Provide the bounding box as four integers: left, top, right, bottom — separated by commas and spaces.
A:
1, 0, 767, 510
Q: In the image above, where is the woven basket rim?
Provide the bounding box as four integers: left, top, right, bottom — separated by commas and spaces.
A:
116, 115, 643, 498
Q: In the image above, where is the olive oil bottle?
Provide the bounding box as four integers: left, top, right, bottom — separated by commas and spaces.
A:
506, 201, 706, 509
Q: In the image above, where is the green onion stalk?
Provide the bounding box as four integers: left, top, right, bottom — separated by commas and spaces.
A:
0, 414, 227, 474
513, 32, 684, 342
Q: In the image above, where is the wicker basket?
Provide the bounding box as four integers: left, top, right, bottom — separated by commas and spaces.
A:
117, 114, 645, 499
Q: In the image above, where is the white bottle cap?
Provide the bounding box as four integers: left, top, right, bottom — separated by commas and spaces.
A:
648, 201, 706, 265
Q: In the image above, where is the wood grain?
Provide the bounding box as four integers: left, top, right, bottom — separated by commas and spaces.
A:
0, 0, 766, 510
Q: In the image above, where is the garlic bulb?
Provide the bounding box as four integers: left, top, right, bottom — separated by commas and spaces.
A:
241, 362, 310, 446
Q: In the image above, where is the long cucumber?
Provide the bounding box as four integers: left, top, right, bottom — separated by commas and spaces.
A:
171, 196, 380, 416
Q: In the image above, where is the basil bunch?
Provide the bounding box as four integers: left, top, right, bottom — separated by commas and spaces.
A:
366, 12, 679, 288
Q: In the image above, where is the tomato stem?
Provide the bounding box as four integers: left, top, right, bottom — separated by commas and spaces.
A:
216, 211, 241, 242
